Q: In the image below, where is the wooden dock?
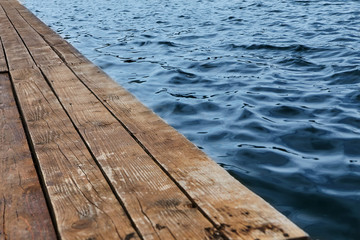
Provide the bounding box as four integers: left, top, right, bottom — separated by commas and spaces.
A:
0, 0, 310, 239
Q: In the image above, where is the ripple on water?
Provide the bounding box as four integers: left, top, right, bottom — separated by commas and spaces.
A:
328, 69, 360, 85
280, 125, 340, 154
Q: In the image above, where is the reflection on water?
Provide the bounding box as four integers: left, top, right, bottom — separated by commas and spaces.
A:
24, 0, 360, 239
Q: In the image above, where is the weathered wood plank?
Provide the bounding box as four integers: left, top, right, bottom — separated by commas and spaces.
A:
11, 3, 89, 65
0, 72, 56, 239
1, 2, 63, 67
40, 64, 214, 239
10, 67, 139, 240
0, 10, 36, 71
14, 5, 70, 46
69, 63, 309, 240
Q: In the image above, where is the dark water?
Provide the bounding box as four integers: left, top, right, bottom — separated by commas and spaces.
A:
22, 0, 360, 239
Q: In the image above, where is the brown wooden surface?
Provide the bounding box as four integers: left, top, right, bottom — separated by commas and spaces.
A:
10, 68, 139, 240
0, 6, 36, 70
0, 0, 310, 239
0, 72, 56, 240
41, 64, 214, 239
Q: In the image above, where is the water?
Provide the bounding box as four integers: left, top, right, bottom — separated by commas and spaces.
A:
22, 0, 360, 239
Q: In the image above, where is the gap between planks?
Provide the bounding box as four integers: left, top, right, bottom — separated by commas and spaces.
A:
0, 72, 57, 239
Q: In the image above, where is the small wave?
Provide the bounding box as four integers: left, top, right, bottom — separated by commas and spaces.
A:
169, 92, 197, 99
237, 109, 256, 121
328, 69, 360, 85
156, 20, 169, 24
223, 43, 325, 52
265, 105, 313, 119
197, 102, 220, 112
301, 93, 334, 104
250, 86, 300, 94
242, 121, 273, 135
176, 34, 217, 41
167, 69, 212, 85
141, 34, 155, 39
188, 61, 236, 72
134, 41, 152, 46
281, 126, 339, 154
344, 91, 360, 104
157, 41, 178, 47
343, 138, 360, 157
234, 148, 291, 166
336, 116, 360, 129
330, 37, 357, 43
276, 57, 326, 71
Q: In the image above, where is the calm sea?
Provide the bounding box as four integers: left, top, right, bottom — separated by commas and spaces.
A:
23, 0, 360, 239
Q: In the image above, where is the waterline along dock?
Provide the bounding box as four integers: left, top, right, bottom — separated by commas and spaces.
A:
0, 0, 309, 239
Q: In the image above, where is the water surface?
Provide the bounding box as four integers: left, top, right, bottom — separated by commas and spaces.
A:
23, 0, 360, 239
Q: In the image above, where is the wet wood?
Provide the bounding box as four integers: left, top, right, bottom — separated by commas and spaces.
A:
0, 72, 56, 240
0, 0, 310, 239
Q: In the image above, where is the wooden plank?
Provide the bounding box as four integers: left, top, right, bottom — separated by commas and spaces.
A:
0, 38, 7, 72
0, 12, 36, 70
0, 72, 56, 240
1, 2, 62, 67
10, 4, 89, 65
70, 62, 309, 240
41, 64, 214, 239
14, 5, 69, 46
1, 1, 30, 30
10, 68, 139, 240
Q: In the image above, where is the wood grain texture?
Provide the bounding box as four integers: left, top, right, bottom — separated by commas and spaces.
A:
0, 9, 36, 71
1, 1, 63, 67
40, 64, 214, 240
10, 67, 139, 240
0, 72, 56, 240
15, 7, 65, 46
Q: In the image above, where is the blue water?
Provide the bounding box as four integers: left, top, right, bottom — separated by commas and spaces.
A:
22, 0, 360, 239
